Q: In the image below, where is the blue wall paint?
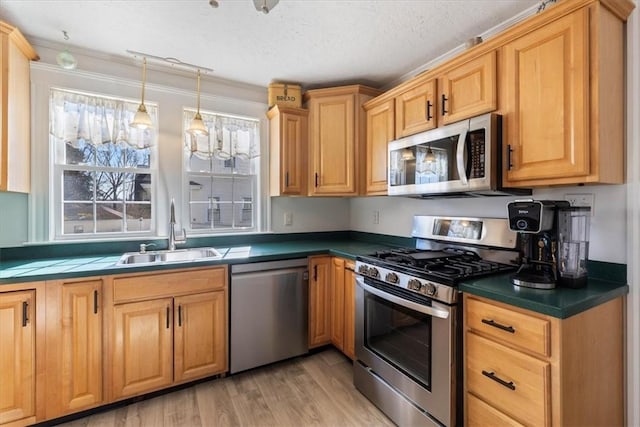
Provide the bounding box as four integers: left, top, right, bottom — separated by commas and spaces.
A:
0, 192, 28, 247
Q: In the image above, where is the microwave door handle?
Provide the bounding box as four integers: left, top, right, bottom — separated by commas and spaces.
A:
356, 277, 450, 319
456, 128, 469, 186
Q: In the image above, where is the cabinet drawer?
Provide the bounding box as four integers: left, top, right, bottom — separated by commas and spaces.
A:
466, 296, 550, 357
113, 267, 227, 303
466, 332, 550, 427
467, 393, 524, 427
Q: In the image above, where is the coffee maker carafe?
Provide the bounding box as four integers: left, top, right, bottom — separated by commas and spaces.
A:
507, 199, 589, 289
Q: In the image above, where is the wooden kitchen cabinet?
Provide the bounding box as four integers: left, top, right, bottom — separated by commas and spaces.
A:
308, 255, 332, 347
330, 257, 356, 359
108, 266, 228, 400
267, 105, 308, 196
0, 282, 45, 427
364, 98, 394, 195
464, 294, 624, 426
395, 79, 436, 138
501, 2, 632, 186
44, 278, 103, 419
438, 51, 497, 126
0, 22, 38, 193
305, 85, 381, 196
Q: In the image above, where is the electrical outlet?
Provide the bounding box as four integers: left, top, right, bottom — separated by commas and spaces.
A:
564, 193, 595, 215
373, 210, 380, 225
284, 212, 293, 226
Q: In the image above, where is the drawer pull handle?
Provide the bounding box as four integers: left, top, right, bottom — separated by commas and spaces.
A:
426, 100, 433, 120
22, 301, 29, 327
481, 318, 515, 333
166, 307, 170, 329
482, 370, 516, 391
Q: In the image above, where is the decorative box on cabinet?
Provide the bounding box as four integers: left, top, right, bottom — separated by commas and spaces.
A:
0, 21, 38, 193
0, 282, 45, 427
464, 294, 624, 426
501, 0, 634, 186
107, 266, 228, 400
267, 105, 308, 196
44, 278, 103, 419
304, 85, 382, 196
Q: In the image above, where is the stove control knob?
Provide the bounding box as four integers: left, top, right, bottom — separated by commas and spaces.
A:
385, 272, 399, 284
423, 282, 437, 296
408, 279, 422, 291
358, 265, 369, 275
369, 267, 380, 279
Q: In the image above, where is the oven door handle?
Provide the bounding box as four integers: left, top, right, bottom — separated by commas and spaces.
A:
356, 277, 450, 319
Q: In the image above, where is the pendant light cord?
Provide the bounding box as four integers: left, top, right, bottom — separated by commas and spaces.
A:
140, 58, 147, 105
196, 69, 201, 112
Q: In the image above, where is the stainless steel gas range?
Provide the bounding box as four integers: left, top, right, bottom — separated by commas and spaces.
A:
354, 215, 518, 427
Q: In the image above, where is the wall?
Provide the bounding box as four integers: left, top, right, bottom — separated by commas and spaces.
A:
350, 185, 627, 263
271, 197, 350, 233
0, 192, 28, 246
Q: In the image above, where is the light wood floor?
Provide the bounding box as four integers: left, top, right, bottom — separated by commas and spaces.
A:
57, 349, 394, 427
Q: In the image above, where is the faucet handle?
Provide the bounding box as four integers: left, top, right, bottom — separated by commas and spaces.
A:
177, 228, 187, 244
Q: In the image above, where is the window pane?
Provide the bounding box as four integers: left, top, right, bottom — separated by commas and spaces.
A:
126, 203, 151, 232
96, 202, 124, 232
217, 203, 233, 228
63, 203, 94, 234
233, 176, 253, 202
126, 173, 152, 201
190, 202, 212, 229
96, 172, 126, 201
188, 175, 213, 203
234, 199, 253, 228
65, 141, 95, 165
125, 146, 151, 169
96, 142, 125, 168
211, 176, 234, 203
63, 170, 94, 201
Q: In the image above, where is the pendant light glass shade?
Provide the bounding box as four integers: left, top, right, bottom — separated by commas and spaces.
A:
188, 70, 209, 136
56, 48, 77, 70
425, 144, 436, 163
130, 57, 153, 129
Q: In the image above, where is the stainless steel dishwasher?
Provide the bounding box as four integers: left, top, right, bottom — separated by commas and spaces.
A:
230, 258, 309, 373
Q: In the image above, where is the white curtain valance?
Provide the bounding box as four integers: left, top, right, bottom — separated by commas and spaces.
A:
184, 110, 260, 160
49, 89, 158, 149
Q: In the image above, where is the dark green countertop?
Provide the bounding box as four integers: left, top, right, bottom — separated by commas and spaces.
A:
460, 273, 629, 319
0, 239, 393, 284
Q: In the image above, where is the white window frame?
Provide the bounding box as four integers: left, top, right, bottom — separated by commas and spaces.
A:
182, 108, 261, 234
50, 88, 158, 240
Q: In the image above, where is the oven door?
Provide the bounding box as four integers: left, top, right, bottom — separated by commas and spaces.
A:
355, 275, 458, 427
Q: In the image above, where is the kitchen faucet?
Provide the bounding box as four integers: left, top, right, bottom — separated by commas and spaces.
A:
168, 198, 187, 251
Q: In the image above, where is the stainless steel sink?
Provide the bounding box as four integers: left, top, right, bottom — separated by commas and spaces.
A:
116, 247, 223, 266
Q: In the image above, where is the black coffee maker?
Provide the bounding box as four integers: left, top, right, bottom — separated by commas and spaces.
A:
507, 199, 571, 289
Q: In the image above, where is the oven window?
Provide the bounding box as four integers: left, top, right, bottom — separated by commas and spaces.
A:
364, 290, 432, 390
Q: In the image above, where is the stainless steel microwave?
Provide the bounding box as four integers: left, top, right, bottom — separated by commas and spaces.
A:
387, 113, 530, 197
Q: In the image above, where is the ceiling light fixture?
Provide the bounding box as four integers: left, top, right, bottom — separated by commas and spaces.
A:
209, 0, 279, 13
187, 69, 209, 136
426, 144, 436, 163
130, 57, 153, 129
56, 30, 77, 70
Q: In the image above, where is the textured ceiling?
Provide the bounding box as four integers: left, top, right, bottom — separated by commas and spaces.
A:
0, 0, 539, 89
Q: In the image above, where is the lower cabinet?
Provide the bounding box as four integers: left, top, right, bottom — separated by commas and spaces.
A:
0, 282, 45, 427
330, 257, 356, 359
464, 294, 624, 426
308, 255, 332, 348
109, 267, 228, 400
45, 278, 103, 419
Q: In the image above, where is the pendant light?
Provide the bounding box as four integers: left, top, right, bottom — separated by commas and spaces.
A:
130, 57, 153, 129
425, 143, 436, 163
401, 147, 415, 161
187, 69, 209, 136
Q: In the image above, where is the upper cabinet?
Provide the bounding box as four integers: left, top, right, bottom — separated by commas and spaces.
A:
395, 79, 436, 137
267, 105, 308, 196
501, 1, 633, 187
305, 85, 381, 196
364, 98, 394, 195
438, 51, 497, 125
0, 22, 38, 193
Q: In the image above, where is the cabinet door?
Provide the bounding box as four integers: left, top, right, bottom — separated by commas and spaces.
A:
438, 51, 497, 125
365, 100, 394, 195
52, 280, 103, 414
503, 10, 589, 185
330, 258, 345, 351
268, 106, 308, 196
343, 261, 356, 360
395, 80, 436, 137
174, 291, 227, 382
308, 256, 332, 347
0, 290, 35, 425
112, 298, 173, 399
308, 94, 356, 195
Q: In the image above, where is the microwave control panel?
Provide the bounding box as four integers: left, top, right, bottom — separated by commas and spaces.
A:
469, 130, 486, 179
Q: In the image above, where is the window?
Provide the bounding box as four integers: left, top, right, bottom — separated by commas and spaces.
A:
184, 109, 260, 232
50, 88, 157, 238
